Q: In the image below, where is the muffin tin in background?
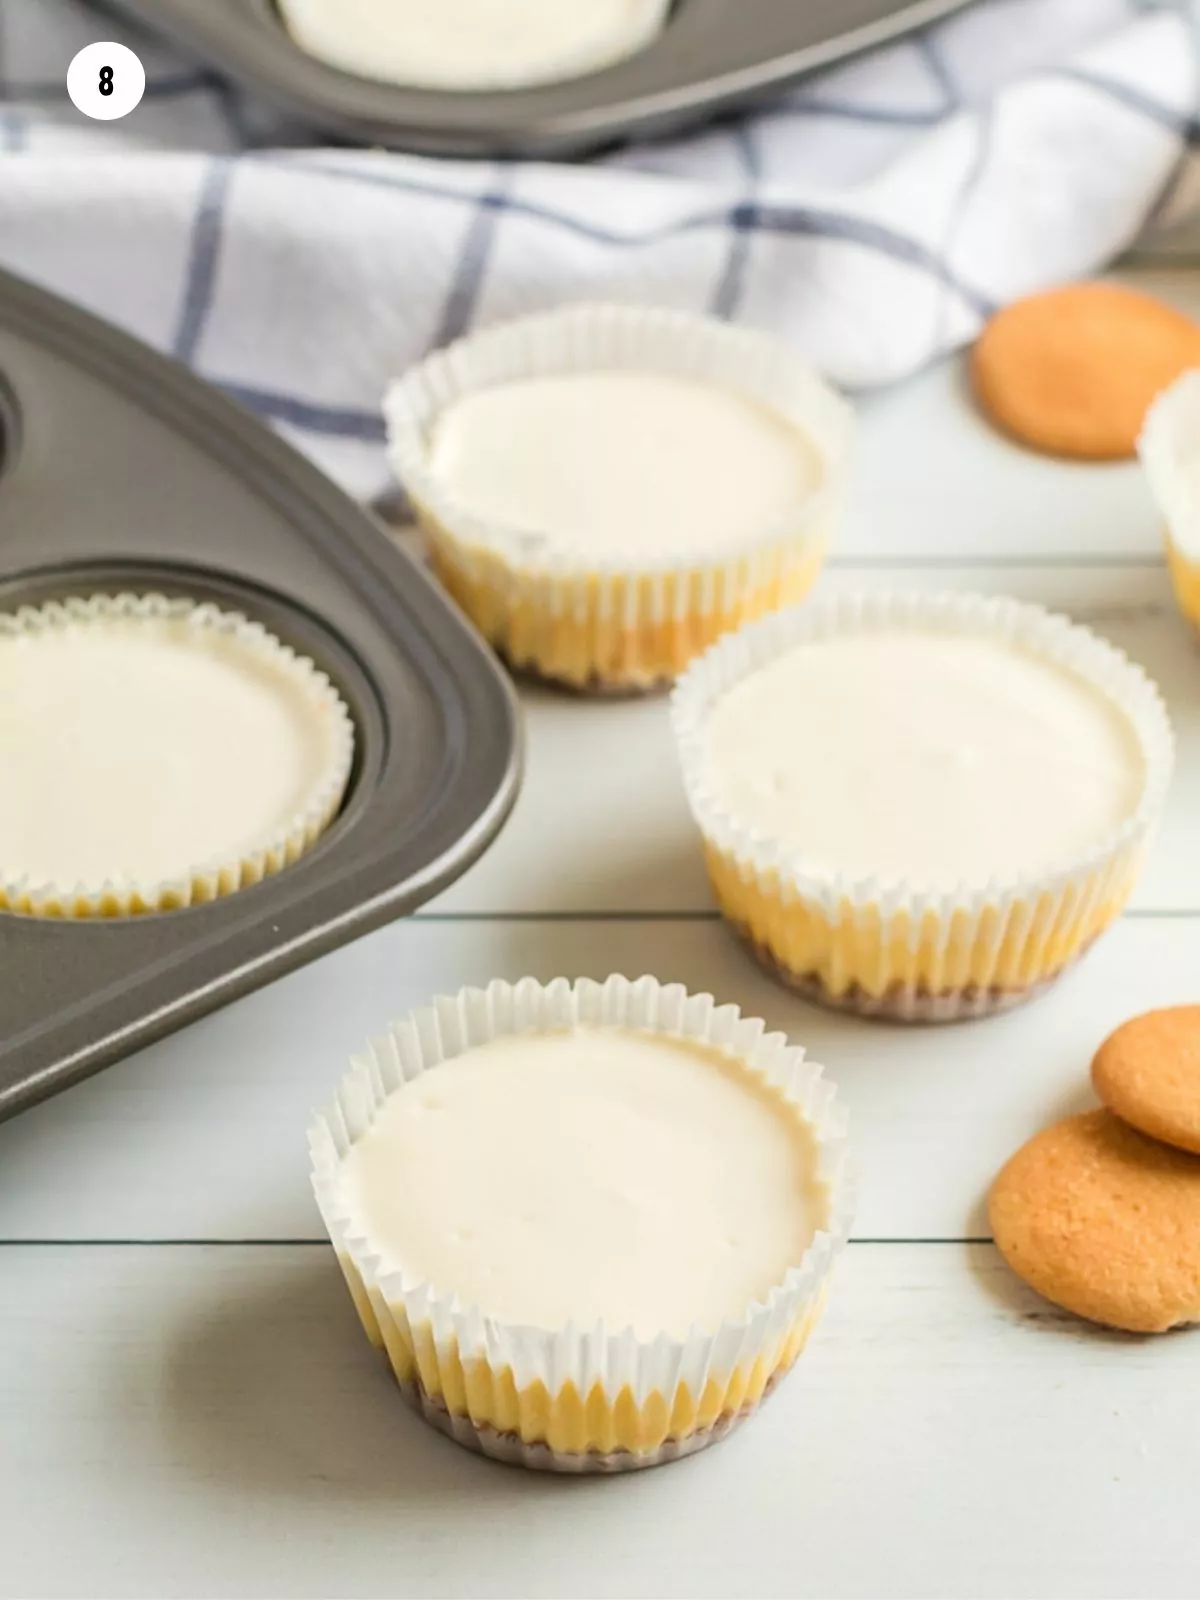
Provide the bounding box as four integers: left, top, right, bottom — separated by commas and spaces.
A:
120, 0, 970, 158
0, 266, 520, 1121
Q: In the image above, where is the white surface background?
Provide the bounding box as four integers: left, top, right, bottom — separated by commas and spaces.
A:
3, 268, 1200, 1599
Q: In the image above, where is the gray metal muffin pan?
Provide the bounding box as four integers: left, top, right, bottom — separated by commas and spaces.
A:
121, 0, 970, 157
0, 267, 521, 1120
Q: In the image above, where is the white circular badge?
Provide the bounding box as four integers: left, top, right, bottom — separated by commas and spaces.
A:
67, 42, 146, 121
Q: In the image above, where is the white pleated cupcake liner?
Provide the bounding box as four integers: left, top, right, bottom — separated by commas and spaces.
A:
671, 591, 1174, 1021
1139, 370, 1200, 628
310, 974, 853, 1472
280, 0, 671, 92
1139, 370, 1200, 561
383, 305, 852, 684
0, 593, 355, 918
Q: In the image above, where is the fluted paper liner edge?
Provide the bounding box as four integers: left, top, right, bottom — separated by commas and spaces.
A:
1139, 370, 1200, 629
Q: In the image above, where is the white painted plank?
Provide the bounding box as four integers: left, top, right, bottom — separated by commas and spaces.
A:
1, 914, 1197, 1244
432, 562, 1200, 915
840, 359, 1160, 562
836, 266, 1200, 564
1, 1242, 1195, 1600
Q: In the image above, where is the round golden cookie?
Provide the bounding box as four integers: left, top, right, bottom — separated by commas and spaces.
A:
1092, 1005, 1200, 1155
970, 283, 1200, 460
989, 1109, 1200, 1333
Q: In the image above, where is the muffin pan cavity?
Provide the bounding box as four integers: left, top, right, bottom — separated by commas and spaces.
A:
121, 0, 970, 157
0, 267, 520, 1119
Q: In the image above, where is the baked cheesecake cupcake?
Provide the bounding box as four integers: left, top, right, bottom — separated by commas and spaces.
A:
279, 0, 671, 91
0, 593, 354, 917
672, 593, 1172, 1021
384, 305, 852, 692
1139, 369, 1200, 634
311, 975, 851, 1472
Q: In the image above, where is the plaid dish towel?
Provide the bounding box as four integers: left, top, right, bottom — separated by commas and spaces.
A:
0, 0, 1195, 503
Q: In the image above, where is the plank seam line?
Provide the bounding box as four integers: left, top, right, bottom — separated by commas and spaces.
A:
409, 909, 1200, 923
0, 1236, 996, 1248
826, 554, 1165, 569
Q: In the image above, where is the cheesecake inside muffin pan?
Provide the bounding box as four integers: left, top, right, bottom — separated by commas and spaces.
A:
0, 266, 520, 1121
119, 0, 969, 157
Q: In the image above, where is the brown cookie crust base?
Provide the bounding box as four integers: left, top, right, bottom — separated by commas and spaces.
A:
506, 653, 671, 699
393, 1366, 785, 1474
734, 923, 1084, 1024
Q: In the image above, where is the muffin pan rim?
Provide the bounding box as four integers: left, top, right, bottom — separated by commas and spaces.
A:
120, 0, 972, 157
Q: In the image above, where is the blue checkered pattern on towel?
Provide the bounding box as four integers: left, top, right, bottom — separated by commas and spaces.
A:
0, 0, 1196, 503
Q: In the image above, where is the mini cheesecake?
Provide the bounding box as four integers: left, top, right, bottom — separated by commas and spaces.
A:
385, 305, 851, 690
672, 593, 1172, 1020
311, 976, 851, 1471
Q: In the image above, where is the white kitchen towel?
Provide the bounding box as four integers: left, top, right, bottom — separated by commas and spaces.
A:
0, 0, 1196, 502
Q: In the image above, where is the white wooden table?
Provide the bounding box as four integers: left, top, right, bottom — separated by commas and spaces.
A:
4, 266, 1200, 1600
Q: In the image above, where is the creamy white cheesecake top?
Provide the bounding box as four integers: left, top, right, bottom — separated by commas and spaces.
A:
278, 0, 670, 91
427, 369, 821, 562
340, 1026, 828, 1338
0, 610, 342, 891
700, 630, 1145, 889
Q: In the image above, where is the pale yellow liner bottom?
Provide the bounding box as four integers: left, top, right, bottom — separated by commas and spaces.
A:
425, 531, 826, 692
1167, 536, 1200, 635
0, 839, 310, 919
337, 1256, 828, 1470
704, 843, 1144, 1021
0, 809, 337, 918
